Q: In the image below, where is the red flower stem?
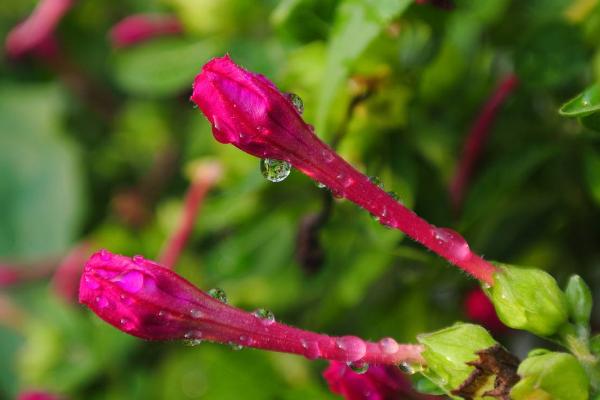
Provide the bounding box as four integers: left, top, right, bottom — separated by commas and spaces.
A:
159, 162, 222, 269
449, 74, 519, 211
264, 133, 497, 285
193, 302, 424, 365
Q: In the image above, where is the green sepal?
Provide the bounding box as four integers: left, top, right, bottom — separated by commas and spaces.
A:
487, 264, 568, 336
565, 275, 593, 327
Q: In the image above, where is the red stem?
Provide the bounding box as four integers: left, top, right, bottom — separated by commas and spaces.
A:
159, 162, 222, 269
449, 74, 519, 211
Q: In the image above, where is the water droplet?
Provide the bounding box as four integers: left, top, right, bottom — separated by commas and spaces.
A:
132, 255, 145, 265
286, 92, 304, 114
378, 337, 399, 354
119, 294, 133, 305
432, 227, 471, 262
347, 361, 369, 374
120, 318, 134, 331
315, 181, 327, 189
100, 249, 111, 261
114, 270, 145, 293
95, 296, 109, 308
190, 309, 203, 319
260, 158, 291, 183
183, 331, 203, 346
399, 361, 423, 375
336, 173, 354, 188
368, 176, 384, 189
85, 276, 100, 289
301, 339, 322, 360
158, 310, 167, 318
229, 342, 243, 351
208, 288, 228, 303
336, 336, 367, 362
387, 191, 400, 202
322, 150, 335, 163
253, 308, 275, 325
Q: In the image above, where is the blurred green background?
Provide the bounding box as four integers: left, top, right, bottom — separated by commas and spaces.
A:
1, 0, 600, 398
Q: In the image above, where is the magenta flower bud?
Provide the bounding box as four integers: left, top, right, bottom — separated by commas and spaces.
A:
5, 0, 73, 59
80, 250, 424, 365
323, 361, 439, 400
109, 14, 183, 49
191, 56, 497, 284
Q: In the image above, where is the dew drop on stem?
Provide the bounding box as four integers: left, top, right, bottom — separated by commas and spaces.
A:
347, 361, 369, 374
253, 308, 275, 325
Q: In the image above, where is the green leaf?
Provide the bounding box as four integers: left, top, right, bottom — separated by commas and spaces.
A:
0, 84, 83, 260
417, 323, 497, 395
559, 83, 600, 117
113, 37, 219, 97
510, 352, 589, 400
316, 0, 411, 133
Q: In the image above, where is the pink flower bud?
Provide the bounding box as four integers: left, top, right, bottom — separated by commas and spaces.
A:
109, 14, 183, 49
5, 0, 73, 59
80, 250, 424, 365
323, 361, 439, 400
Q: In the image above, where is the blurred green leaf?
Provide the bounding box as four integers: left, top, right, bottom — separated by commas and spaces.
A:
0, 84, 83, 260
560, 83, 600, 117
316, 0, 411, 134
113, 37, 219, 97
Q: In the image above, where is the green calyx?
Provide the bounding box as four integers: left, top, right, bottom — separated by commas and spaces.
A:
487, 264, 568, 337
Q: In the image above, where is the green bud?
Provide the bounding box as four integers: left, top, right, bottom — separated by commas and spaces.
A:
565, 275, 593, 326
510, 352, 589, 400
488, 264, 568, 336
417, 323, 497, 394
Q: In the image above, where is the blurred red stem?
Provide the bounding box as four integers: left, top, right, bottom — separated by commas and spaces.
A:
449, 74, 519, 211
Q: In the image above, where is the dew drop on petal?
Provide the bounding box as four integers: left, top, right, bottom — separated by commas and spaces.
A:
347, 361, 369, 374
115, 270, 145, 293
132, 255, 145, 265
260, 158, 291, 183
336, 336, 367, 362
100, 249, 111, 261
208, 288, 228, 303
95, 296, 109, 308
183, 331, 203, 346
120, 318, 134, 331
85, 276, 100, 290
286, 92, 304, 114
229, 342, 244, 351
190, 309, 203, 319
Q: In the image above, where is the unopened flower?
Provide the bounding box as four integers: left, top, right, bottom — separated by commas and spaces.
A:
5, 0, 73, 59
323, 362, 439, 400
79, 250, 424, 365
191, 56, 497, 284
109, 14, 183, 48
